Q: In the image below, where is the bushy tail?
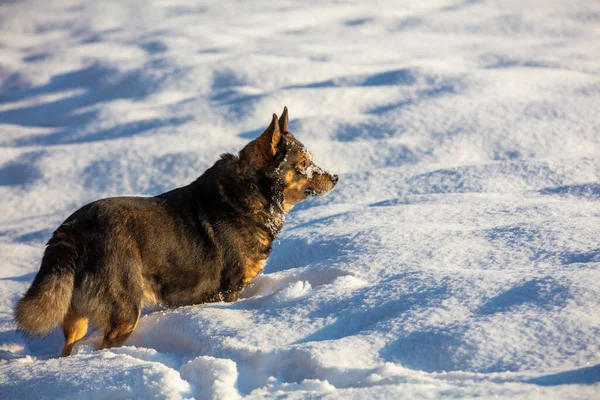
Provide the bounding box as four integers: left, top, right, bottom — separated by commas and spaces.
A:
14, 230, 78, 336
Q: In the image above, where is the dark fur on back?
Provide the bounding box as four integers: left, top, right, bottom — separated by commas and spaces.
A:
14, 107, 338, 356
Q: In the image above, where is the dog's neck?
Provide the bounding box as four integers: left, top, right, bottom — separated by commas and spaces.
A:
193, 153, 286, 238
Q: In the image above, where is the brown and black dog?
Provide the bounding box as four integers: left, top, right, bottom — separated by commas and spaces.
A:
14, 107, 338, 356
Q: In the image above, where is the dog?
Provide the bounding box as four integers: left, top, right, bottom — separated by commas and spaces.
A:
14, 107, 338, 356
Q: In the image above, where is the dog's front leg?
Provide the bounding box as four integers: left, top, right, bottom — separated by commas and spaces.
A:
221, 290, 241, 303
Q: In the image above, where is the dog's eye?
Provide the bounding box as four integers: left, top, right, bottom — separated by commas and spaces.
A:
300, 160, 307, 168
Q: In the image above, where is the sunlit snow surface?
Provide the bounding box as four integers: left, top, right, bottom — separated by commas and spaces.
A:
1, 0, 600, 398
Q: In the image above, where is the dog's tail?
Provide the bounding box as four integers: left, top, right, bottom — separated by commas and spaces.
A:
14, 229, 78, 336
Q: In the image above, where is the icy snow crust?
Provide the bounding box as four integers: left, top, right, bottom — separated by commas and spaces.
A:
1, 0, 600, 398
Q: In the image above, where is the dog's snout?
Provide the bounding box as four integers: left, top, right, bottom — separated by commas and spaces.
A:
331, 174, 339, 184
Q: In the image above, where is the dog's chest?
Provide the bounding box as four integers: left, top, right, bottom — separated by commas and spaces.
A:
239, 227, 272, 287
242, 258, 266, 287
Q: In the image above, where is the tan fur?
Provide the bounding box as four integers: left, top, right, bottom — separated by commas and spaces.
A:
61, 310, 89, 357
142, 283, 160, 306
242, 259, 266, 286
283, 178, 310, 211
283, 170, 295, 185
253, 229, 271, 249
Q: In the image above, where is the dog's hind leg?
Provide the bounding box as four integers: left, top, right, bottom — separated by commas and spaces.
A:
97, 238, 145, 350
61, 309, 88, 357
99, 301, 141, 350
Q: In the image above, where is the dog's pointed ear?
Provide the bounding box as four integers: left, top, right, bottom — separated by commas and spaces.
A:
279, 106, 289, 133
240, 113, 282, 167
257, 113, 282, 157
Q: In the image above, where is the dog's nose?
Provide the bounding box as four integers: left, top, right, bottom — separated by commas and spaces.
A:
331, 174, 339, 184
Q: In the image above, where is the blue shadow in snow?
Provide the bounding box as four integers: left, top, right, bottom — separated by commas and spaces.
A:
1, 62, 190, 146
0, 152, 43, 186
527, 364, 600, 386
440, 0, 481, 12
0, 272, 37, 282
395, 16, 423, 31
209, 68, 264, 120
300, 279, 449, 346
2, 289, 65, 358
485, 225, 536, 244
139, 40, 168, 54
380, 326, 469, 373
344, 18, 372, 26
237, 127, 263, 141
477, 277, 570, 315
539, 183, 600, 200
558, 248, 600, 265
403, 166, 475, 195
485, 224, 600, 266
266, 236, 355, 274
208, 68, 267, 120
23, 53, 51, 63
197, 47, 224, 54
8, 328, 65, 358
334, 120, 410, 142
483, 55, 552, 70
285, 68, 417, 89
14, 228, 53, 243
0, 162, 41, 186
369, 196, 435, 207
367, 81, 459, 115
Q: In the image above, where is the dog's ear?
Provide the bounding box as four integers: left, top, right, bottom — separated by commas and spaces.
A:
240, 113, 282, 167
278, 106, 289, 133
258, 113, 282, 157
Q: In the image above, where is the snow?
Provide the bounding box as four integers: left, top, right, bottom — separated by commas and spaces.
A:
1, 0, 600, 398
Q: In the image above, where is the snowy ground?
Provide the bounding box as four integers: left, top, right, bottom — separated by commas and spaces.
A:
1, 0, 600, 398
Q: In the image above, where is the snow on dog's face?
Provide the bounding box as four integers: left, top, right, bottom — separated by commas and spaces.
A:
278, 134, 338, 212
239, 107, 339, 213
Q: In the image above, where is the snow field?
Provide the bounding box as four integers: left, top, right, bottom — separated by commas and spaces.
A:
1, 0, 600, 398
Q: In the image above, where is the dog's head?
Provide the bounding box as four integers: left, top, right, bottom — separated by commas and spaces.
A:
240, 107, 338, 213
